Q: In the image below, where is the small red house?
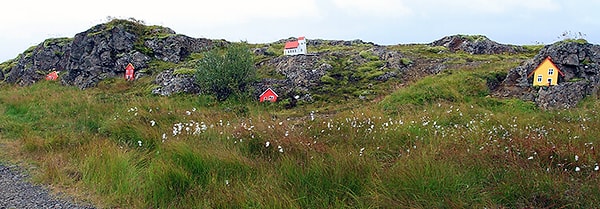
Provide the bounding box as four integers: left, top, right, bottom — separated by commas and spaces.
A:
259, 88, 278, 102
45, 71, 59, 81
125, 63, 135, 81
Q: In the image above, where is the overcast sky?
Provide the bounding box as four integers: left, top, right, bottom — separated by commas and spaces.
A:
1, 0, 599, 62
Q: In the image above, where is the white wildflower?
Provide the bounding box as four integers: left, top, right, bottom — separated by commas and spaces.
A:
150, 120, 156, 126
137, 140, 142, 147
595, 165, 599, 171
278, 145, 284, 153
528, 156, 534, 160
575, 155, 579, 161
265, 141, 270, 147
575, 167, 581, 172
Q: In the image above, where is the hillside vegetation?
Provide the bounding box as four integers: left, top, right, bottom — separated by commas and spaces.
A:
1, 20, 599, 208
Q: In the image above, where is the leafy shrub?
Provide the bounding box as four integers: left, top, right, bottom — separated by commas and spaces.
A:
195, 43, 257, 101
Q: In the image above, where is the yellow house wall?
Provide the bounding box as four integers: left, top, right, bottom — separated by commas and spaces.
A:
532, 60, 559, 86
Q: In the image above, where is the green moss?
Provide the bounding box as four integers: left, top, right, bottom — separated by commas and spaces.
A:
0, 59, 17, 72
425, 46, 448, 54
568, 77, 585, 82
366, 71, 385, 80
22, 45, 38, 59
522, 45, 544, 53
42, 37, 72, 48
401, 58, 413, 65
257, 65, 286, 80
173, 68, 197, 75
359, 51, 379, 61
146, 60, 178, 74
319, 75, 336, 85
562, 39, 588, 44
458, 34, 488, 42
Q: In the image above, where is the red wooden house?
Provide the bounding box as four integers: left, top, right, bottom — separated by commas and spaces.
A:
259, 88, 278, 102
125, 63, 135, 81
45, 71, 59, 81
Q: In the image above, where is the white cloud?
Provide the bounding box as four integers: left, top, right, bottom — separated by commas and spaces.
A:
331, 0, 413, 18
405, 0, 560, 15
455, 0, 560, 13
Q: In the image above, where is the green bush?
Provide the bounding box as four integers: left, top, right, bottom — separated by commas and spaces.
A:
195, 43, 257, 101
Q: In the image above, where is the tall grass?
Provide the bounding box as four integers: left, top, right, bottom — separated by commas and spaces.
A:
1, 57, 599, 208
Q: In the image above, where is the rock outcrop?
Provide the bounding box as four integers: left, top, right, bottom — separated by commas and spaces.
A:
145, 35, 215, 63
0, 19, 215, 89
4, 38, 71, 86
253, 54, 330, 102
494, 41, 600, 109
252, 44, 414, 102
152, 70, 200, 96
431, 35, 525, 54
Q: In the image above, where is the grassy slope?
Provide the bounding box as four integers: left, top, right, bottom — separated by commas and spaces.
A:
1, 44, 599, 208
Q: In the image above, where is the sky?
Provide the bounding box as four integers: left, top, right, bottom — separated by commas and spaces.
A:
1, 0, 599, 62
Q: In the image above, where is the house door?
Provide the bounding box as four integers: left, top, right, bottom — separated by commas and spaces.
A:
547, 78, 552, 86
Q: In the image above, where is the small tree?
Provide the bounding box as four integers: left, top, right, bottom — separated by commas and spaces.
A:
195, 43, 256, 101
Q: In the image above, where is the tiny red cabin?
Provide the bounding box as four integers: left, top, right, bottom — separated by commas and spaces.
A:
259, 88, 278, 102
125, 63, 135, 81
45, 71, 59, 81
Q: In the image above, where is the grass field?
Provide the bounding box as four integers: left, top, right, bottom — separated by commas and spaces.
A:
1, 47, 599, 208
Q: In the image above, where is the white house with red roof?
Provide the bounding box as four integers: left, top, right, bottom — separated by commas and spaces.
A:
284, 36, 307, 55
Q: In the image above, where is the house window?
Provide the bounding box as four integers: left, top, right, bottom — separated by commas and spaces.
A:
537, 75, 543, 83
268, 96, 274, 100
548, 68, 554, 75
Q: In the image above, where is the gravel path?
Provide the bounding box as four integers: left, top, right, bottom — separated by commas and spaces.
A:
0, 163, 95, 209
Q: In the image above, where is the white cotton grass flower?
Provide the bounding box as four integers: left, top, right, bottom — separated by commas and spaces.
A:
528, 156, 534, 160
150, 120, 156, 126
265, 141, 270, 147
137, 140, 142, 147
595, 165, 599, 171
575, 167, 581, 172
575, 155, 579, 161
278, 145, 284, 153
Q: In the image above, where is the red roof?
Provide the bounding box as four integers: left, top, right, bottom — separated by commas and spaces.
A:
527, 56, 564, 78
125, 63, 134, 72
259, 88, 278, 98
284, 41, 299, 49
259, 88, 278, 102
298, 36, 305, 40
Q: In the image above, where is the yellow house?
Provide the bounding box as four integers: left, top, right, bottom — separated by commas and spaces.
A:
528, 56, 564, 86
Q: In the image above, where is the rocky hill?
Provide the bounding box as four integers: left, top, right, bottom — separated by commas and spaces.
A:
4, 19, 597, 109
493, 40, 600, 109
0, 19, 216, 89
431, 35, 526, 54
